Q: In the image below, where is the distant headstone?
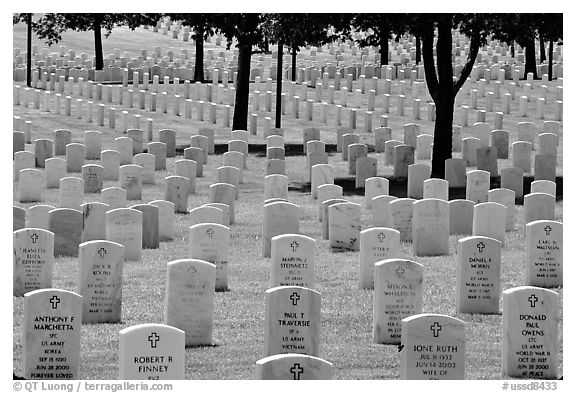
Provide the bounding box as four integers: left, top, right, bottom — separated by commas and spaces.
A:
133, 153, 156, 185
255, 354, 333, 380
449, 199, 474, 235
500, 166, 524, 199
329, 202, 361, 252
158, 129, 176, 157
119, 164, 143, 200
476, 147, 498, 176
530, 180, 556, 197
148, 142, 167, 170
412, 199, 449, 256
23, 289, 82, 379
189, 206, 223, 226
444, 158, 467, 188
271, 234, 315, 289
101, 187, 127, 210
189, 223, 229, 291
264, 174, 288, 200
534, 154, 556, 181
164, 259, 216, 346
49, 208, 83, 257
524, 193, 555, 229
502, 286, 559, 379
34, 139, 53, 168
263, 286, 321, 357
149, 200, 175, 241
80, 202, 108, 242
65, 143, 85, 173
472, 202, 506, 245
13, 228, 54, 296
82, 164, 104, 193
115, 137, 133, 165
311, 164, 334, 200
263, 201, 300, 258
317, 184, 343, 221
525, 220, 562, 288
374, 259, 424, 344
456, 236, 502, 314
360, 228, 400, 289
78, 240, 124, 323
100, 150, 121, 181
27, 204, 55, 230
422, 179, 449, 201
401, 314, 466, 380
19, 169, 43, 202
391, 198, 415, 242
393, 145, 415, 178
84, 130, 103, 160
488, 188, 516, 231
105, 208, 142, 261
466, 170, 490, 203
364, 177, 389, 209
59, 177, 84, 210
131, 204, 160, 249
53, 129, 72, 156
119, 323, 185, 379
209, 183, 236, 224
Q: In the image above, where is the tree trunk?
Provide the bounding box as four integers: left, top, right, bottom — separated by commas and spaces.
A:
93, 17, 103, 71
415, 36, 421, 65
291, 48, 297, 81
539, 39, 546, 63
510, 40, 515, 58
194, 27, 204, 82
275, 42, 283, 129
548, 40, 553, 81
232, 43, 252, 130
26, 13, 32, 87
430, 19, 454, 179
379, 30, 388, 66
523, 38, 537, 79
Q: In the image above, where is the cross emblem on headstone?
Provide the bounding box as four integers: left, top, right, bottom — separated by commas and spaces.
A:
377, 232, 386, 242
290, 292, 300, 306
49, 296, 60, 310
430, 322, 442, 337
476, 242, 485, 252
396, 266, 405, 278
528, 294, 538, 308
148, 333, 160, 348
290, 241, 299, 252
206, 228, 214, 238
30, 233, 38, 243
290, 363, 304, 380
98, 248, 107, 258
544, 226, 552, 235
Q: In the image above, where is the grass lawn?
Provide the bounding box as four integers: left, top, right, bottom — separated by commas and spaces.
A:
12, 20, 563, 380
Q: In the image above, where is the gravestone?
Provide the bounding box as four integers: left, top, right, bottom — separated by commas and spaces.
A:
412, 199, 449, 256
341, 133, 360, 161
263, 286, 321, 357
82, 164, 104, 193
255, 354, 333, 380
14, 151, 35, 181
105, 208, 142, 261
101, 187, 127, 209
203, 203, 231, 226
209, 183, 236, 224
78, 240, 124, 323
355, 157, 378, 188
224, 151, 245, 183
329, 202, 361, 252
473, 122, 492, 147
44, 158, 67, 188
190, 135, 209, 164
199, 128, 215, 154
13, 228, 54, 296
512, 141, 533, 173
530, 180, 556, 197
148, 142, 167, 170
347, 143, 368, 175
491, 130, 509, 159
131, 204, 160, 249
119, 323, 185, 379
84, 130, 102, 160
22, 289, 82, 379
500, 166, 524, 199
488, 188, 516, 231
115, 137, 133, 165
472, 202, 506, 245
81, 202, 108, 242
19, 169, 43, 202
133, 153, 156, 185
59, 177, 84, 210
27, 204, 55, 230
264, 174, 289, 200
183, 147, 203, 176
462, 137, 480, 166
466, 170, 490, 203
271, 234, 315, 289
502, 286, 559, 379
100, 150, 121, 181
391, 198, 415, 242
444, 158, 467, 188
175, 159, 197, 195
311, 164, 334, 200
65, 143, 85, 172
228, 140, 248, 169
538, 133, 558, 157
400, 313, 466, 380
267, 147, 285, 161
456, 236, 502, 314
359, 228, 400, 289
374, 259, 424, 344
14, 206, 26, 231
371, 195, 397, 227
476, 147, 498, 177
217, 166, 240, 199
267, 159, 286, 176
263, 201, 300, 258
534, 154, 556, 182
525, 220, 562, 288
384, 140, 403, 166
14, 131, 25, 157
524, 193, 555, 229
164, 259, 216, 346
158, 129, 176, 157
422, 179, 449, 201
53, 129, 72, 156
364, 177, 389, 209
49, 208, 83, 257
189, 223, 229, 291
317, 184, 343, 221
403, 123, 420, 147
119, 164, 143, 200
126, 129, 144, 154
149, 200, 175, 241
407, 163, 431, 199
393, 145, 415, 178
34, 139, 53, 168
189, 206, 223, 226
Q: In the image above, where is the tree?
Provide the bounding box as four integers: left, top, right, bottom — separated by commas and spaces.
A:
13, 13, 33, 87
407, 14, 493, 178
351, 14, 408, 66
164, 14, 217, 82
262, 14, 347, 81
535, 14, 563, 81
31, 13, 161, 70
214, 13, 265, 130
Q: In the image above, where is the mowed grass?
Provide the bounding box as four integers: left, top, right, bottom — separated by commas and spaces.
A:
12, 22, 563, 380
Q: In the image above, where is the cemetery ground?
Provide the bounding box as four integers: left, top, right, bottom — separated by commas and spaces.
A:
12, 23, 563, 380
